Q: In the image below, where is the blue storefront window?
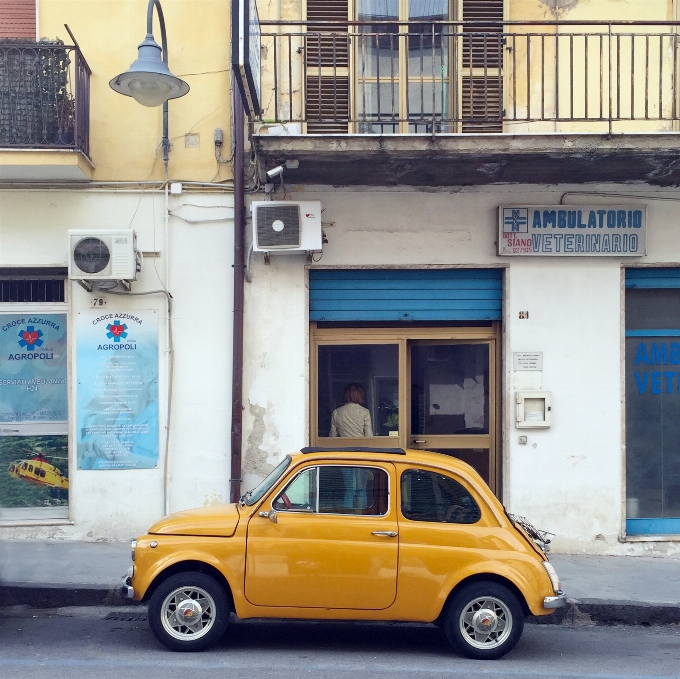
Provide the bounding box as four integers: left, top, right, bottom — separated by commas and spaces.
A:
625, 272, 680, 536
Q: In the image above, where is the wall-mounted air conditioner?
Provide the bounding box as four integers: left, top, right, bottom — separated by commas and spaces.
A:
251, 201, 322, 254
68, 230, 139, 282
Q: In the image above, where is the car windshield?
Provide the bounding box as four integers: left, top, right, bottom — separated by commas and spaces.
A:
243, 455, 291, 506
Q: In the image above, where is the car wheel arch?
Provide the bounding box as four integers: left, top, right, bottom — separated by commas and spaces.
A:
142, 559, 234, 611
435, 573, 531, 625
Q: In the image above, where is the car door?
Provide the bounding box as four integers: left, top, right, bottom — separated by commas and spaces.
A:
245, 461, 398, 610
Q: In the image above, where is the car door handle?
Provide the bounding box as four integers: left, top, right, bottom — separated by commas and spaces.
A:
371, 531, 397, 537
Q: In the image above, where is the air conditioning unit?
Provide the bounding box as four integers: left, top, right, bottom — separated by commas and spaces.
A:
251, 201, 322, 254
68, 230, 139, 282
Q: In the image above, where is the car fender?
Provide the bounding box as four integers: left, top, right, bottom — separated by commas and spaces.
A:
133, 541, 243, 607
436, 556, 550, 618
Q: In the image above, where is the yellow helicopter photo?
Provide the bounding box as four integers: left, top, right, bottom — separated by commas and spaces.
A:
7, 452, 69, 490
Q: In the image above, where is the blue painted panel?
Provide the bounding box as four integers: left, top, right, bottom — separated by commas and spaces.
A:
626, 268, 680, 288
313, 310, 501, 321
309, 269, 503, 322
311, 300, 502, 311
626, 330, 680, 337
311, 289, 501, 301
310, 280, 502, 290
626, 517, 680, 535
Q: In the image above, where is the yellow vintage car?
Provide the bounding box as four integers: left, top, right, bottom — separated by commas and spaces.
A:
122, 447, 565, 659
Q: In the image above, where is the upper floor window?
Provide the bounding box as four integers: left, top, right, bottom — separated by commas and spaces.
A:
0, 0, 36, 40
273, 465, 390, 516
304, 0, 503, 134
401, 468, 481, 523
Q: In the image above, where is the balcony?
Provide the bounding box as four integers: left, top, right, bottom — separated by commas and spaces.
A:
253, 21, 680, 186
0, 40, 93, 181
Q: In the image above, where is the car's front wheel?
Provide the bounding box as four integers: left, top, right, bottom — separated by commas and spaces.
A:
148, 571, 230, 652
444, 581, 524, 660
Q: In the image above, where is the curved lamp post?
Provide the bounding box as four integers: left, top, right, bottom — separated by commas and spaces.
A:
109, 0, 189, 166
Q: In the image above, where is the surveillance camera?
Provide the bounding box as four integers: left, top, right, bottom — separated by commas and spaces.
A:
266, 165, 284, 179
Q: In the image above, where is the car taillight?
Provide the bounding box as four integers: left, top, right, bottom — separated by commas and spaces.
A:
542, 561, 562, 594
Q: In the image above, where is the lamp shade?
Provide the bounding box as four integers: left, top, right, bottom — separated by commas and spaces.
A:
109, 34, 189, 107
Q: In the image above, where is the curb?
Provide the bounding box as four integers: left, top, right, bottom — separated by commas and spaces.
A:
2, 585, 680, 627
0, 583, 131, 608
527, 598, 680, 626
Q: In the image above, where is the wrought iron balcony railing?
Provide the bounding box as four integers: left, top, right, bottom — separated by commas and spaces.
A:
0, 40, 91, 156
257, 20, 680, 135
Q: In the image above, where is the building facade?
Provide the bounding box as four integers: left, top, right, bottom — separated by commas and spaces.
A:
0, 0, 235, 540
244, 0, 680, 555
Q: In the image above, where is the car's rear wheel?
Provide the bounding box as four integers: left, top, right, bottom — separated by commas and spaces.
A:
444, 581, 524, 660
148, 571, 230, 652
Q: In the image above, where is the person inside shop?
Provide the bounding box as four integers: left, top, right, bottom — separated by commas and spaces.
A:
329, 383, 373, 437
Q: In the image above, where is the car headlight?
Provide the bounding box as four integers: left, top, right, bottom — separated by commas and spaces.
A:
542, 561, 562, 594
131, 539, 137, 562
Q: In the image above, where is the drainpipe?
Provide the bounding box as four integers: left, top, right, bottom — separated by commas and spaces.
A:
230, 85, 245, 503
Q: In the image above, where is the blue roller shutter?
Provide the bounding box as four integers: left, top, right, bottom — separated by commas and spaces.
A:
309, 269, 503, 322
625, 268, 680, 288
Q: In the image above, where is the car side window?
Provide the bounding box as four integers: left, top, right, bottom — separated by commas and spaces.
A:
273, 467, 317, 512
400, 469, 481, 524
273, 465, 389, 516
318, 466, 388, 516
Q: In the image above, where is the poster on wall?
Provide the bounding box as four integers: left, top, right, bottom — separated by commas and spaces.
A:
0, 433, 69, 512
76, 310, 159, 470
0, 314, 68, 423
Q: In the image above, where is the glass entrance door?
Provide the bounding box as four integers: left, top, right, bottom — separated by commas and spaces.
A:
409, 341, 494, 485
311, 325, 500, 494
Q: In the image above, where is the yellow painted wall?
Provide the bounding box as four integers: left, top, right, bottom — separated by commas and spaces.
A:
509, 0, 673, 22
39, 0, 232, 182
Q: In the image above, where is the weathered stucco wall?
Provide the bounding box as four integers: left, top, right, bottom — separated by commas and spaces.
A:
243, 182, 680, 557
0, 189, 234, 540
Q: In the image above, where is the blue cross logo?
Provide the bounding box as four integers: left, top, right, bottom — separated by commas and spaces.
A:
503, 209, 528, 233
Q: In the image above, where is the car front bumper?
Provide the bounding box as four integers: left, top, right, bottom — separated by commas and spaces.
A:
543, 593, 567, 609
121, 566, 134, 599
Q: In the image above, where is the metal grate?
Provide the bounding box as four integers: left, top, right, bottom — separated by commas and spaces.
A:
256, 204, 301, 248
105, 612, 147, 622
0, 279, 64, 303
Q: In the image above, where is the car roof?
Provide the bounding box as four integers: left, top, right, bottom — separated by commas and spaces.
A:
292, 446, 481, 476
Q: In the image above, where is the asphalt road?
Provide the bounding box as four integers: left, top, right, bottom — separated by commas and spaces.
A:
1, 606, 680, 679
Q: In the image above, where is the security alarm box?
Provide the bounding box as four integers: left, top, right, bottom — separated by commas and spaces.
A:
516, 391, 552, 428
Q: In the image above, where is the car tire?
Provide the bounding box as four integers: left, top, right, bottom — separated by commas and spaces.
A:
444, 581, 524, 660
148, 571, 230, 652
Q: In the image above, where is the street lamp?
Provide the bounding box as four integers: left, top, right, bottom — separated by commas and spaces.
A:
109, 0, 189, 163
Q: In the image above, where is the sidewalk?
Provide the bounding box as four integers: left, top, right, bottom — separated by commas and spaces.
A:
1, 540, 680, 625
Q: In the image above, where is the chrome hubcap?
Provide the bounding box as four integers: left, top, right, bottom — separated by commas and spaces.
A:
160, 586, 216, 641
459, 596, 512, 650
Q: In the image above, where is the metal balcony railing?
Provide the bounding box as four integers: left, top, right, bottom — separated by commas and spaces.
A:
0, 41, 91, 156
258, 21, 680, 135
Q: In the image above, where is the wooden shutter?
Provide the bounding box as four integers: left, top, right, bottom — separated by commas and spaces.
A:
306, 76, 350, 133
305, 0, 349, 133
461, 0, 503, 132
0, 0, 36, 39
